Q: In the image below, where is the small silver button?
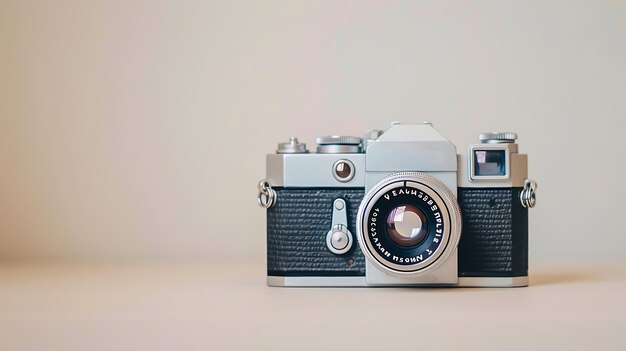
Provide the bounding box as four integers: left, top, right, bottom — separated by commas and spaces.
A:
331, 231, 349, 250
276, 137, 309, 154
334, 200, 345, 211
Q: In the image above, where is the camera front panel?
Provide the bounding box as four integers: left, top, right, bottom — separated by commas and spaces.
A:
266, 188, 366, 277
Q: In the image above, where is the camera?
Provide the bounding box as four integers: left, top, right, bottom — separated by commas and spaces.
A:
257, 122, 537, 287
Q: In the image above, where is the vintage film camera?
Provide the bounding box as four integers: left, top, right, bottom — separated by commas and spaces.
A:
257, 122, 537, 287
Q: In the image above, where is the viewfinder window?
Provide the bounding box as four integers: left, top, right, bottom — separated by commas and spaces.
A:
474, 150, 506, 176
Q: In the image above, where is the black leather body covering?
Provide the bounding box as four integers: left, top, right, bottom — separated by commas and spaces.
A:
267, 187, 528, 278
457, 187, 528, 277
266, 188, 366, 276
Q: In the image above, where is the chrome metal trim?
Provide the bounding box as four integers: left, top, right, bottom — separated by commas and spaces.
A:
267, 276, 529, 287
267, 276, 367, 287
457, 276, 528, 287
479, 132, 518, 144
266, 153, 366, 188
318, 144, 362, 154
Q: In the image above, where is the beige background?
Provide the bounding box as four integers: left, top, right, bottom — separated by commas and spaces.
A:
1, 2, 626, 350
1, 0, 625, 264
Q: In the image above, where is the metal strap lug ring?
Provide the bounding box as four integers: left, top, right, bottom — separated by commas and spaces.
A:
257, 180, 276, 208
520, 179, 537, 208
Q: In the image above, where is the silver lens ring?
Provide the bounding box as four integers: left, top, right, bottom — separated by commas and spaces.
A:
356, 172, 462, 276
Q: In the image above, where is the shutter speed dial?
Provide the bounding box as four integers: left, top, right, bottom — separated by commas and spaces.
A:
325, 199, 353, 255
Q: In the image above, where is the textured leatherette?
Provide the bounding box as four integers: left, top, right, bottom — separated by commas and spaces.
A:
266, 188, 366, 276
267, 187, 528, 278
457, 187, 528, 277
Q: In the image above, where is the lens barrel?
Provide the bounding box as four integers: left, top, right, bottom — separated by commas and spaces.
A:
356, 172, 462, 276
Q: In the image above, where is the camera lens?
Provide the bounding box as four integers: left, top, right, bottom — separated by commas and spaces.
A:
356, 172, 462, 275
386, 205, 428, 247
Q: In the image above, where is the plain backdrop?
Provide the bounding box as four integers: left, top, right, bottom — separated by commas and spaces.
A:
1, 0, 625, 264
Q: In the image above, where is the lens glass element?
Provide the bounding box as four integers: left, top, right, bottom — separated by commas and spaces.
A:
386, 205, 428, 246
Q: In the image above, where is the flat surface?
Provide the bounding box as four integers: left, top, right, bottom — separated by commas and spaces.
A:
0, 262, 625, 351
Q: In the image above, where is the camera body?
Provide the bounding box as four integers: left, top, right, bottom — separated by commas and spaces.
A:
259, 122, 536, 287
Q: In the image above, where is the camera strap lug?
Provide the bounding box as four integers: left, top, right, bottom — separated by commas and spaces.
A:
520, 179, 537, 208
257, 180, 276, 208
